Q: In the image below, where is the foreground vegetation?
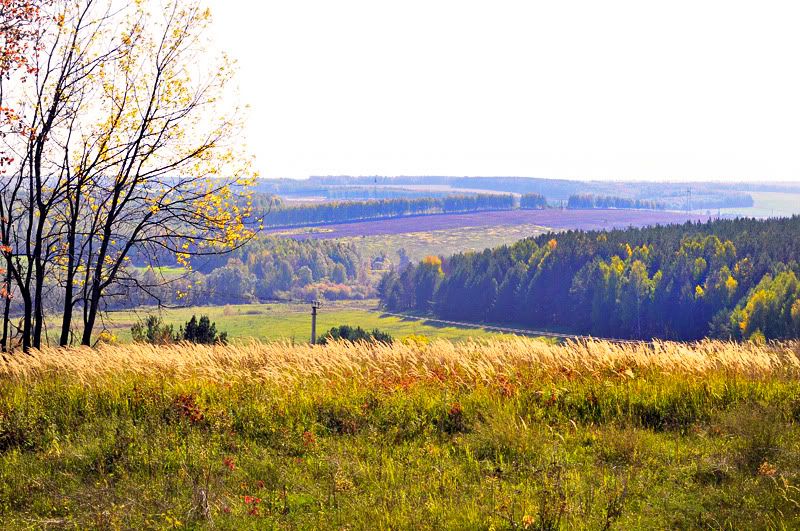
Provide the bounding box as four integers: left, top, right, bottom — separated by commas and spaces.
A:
1, 339, 800, 528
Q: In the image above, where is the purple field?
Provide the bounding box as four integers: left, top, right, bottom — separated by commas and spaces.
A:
273, 209, 713, 240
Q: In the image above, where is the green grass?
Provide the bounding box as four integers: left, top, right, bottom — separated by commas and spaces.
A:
129, 265, 187, 279
99, 300, 513, 343
1, 363, 800, 528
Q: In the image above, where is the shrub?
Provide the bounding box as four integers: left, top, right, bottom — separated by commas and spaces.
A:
180, 315, 228, 345
317, 325, 393, 345
131, 316, 175, 345
132, 314, 228, 345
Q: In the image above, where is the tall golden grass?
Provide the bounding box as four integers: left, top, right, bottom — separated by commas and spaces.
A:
2, 338, 798, 386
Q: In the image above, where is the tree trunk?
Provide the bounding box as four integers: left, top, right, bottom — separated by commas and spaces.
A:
81, 288, 100, 346
0, 262, 11, 351
59, 272, 75, 347
32, 256, 44, 348
21, 292, 32, 352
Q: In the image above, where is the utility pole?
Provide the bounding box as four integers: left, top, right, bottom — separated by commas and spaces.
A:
310, 300, 321, 344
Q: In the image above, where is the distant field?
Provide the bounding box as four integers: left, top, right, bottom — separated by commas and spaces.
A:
98, 300, 512, 343
704, 191, 800, 218
340, 224, 549, 263
272, 209, 710, 240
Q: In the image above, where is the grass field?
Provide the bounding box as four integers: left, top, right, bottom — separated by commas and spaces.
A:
1, 338, 800, 529
97, 300, 511, 343
341, 224, 549, 263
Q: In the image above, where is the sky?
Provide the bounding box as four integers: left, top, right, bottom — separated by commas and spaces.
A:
206, 0, 800, 182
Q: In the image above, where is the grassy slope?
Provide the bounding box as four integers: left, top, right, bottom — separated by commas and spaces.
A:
271, 223, 548, 264
99, 301, 511, 343
337, 224, 548, 264
1, 339, 800, 529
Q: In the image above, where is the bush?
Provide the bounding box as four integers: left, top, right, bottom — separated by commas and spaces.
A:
131, 314, 228, 345
131, 316, 175, 345
317, 325, 393, 345
180, 315, 228, 345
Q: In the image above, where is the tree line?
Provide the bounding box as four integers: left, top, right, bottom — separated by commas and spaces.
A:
260, 194, 516, 228
257, 176, 758, 211
379, 216, 800, 341
567, 194, 666, 210
519, 194, 548, 209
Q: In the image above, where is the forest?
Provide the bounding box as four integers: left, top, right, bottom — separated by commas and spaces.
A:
379, 216, 800, 340
257, 176, 757, 210
114, 237, 369, 309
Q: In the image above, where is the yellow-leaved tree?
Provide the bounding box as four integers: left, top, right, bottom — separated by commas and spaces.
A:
1, 0, 257, 349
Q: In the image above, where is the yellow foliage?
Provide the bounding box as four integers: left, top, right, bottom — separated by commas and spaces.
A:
725, 275, 738, 297
695, 285, 705, 299
422, 255, 442, 267
401, 335, 430, 347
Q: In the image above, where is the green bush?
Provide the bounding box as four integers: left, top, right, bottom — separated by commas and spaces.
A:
180, 315, 228, 345
131, 315, 175, 345
317, 325, 393, 345
131, 314, 228, 345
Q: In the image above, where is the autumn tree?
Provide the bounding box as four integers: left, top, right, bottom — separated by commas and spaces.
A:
1, 0, 256, 349
0, 0, 48, 350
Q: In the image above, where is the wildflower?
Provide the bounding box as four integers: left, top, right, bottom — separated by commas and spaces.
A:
522, 514, 535, 529
758, 461, 777, 477
223, 456, 235, 471
302, 430, 316, 448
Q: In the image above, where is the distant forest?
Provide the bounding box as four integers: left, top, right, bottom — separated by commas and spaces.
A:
116, 237, 370, 310
256, 176, 757, 211
250, 187, 731, 232
379, 216, 800, 341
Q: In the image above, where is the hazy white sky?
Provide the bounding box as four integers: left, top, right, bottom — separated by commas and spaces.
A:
207, 0, 800, 181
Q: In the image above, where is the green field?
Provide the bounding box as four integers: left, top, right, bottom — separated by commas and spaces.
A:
99, 300, 512, 343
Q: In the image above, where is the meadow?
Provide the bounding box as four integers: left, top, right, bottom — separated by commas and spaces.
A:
341, 224, 549, 264
97, 301, 510, 343
1, 338, 800, 529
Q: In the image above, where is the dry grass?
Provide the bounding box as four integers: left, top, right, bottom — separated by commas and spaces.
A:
4, 338, 798, 386
3, 338, 800, 528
